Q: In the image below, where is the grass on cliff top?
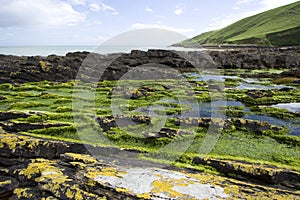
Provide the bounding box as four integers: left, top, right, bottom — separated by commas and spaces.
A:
180, 1, 300, 46
0, 80, 299, 171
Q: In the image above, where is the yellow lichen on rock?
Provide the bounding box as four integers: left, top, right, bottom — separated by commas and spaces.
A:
86, 166, 127, 180
74, 189, 83, 200
0, 179, 12, 185
66, 188, 74, 199
87, 178, 97, 187
43, 141, 50, 146
0, 133, 34, 151
189, 172, 225, 185
116, 187, 131, 193
39, 61, 52, 72
14, 188, 33, 199
231, 161, 280, 177
0, 134, 19, 150
223, 185, 240, 197
100, 167, 126, 177
41, 197, 59, 200
64, 153, 97, 164
69, 161, 86, 170
28, 139, 40, 150
0, 126, 5, 134
69, 184, 99, 200
137, 193, 151, 199
152, 179, 184, 198
19, 158, 69, 185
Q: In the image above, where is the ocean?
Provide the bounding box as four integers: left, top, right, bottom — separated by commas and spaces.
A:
0, 46, 203, 56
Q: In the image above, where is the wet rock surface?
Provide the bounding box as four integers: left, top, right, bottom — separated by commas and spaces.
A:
192, 157, 300, 190
93, 114, 287, 137
1, 48, 299, 84
1, 132, 300, 200
174, 117, 284, 134
0, 111, 70, 133
95, 115, 151, 131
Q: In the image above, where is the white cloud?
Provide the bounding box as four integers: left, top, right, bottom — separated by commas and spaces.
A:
0, 0, 85, 27
145, 7, 153, 13
174, 4, 185, 15
89, 3, 118, 15
89, 3, 100, 11
235, 0, 255, 5
131, 23, 193, 34
260, 0, 299, 11
174, 8, 183, 15
68, 0, 86, 5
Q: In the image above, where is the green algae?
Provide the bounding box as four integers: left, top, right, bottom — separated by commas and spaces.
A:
0, 78, 299, 172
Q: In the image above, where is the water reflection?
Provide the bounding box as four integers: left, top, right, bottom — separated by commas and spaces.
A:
272, 103, 300, 113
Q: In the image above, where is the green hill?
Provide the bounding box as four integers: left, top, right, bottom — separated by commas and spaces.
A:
179, 1, 300, 47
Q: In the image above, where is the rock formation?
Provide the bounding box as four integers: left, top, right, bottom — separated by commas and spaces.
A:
1, 132, 300, 199
0, 48, 299, 84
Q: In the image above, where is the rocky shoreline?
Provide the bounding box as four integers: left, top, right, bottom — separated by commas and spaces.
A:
0, 48, 300, 199
0, 48, 299, 84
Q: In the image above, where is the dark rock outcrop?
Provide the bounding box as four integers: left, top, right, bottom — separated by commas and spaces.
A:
0, 121, 70, 133
208, 47, 300, 69
0, 112, 30, 121
174, 117, 284, 134
1, 48, 299, 84
246, 90, 274, 99
0, 111, 70, 133
95, 115, 151, 131
192, 157, 300, 190
281, 68, 300, 78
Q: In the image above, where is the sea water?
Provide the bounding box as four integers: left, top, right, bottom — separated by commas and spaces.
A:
0, 46, 204, 56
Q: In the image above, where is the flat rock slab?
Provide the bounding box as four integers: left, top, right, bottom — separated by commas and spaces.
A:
87, 166, 229, 199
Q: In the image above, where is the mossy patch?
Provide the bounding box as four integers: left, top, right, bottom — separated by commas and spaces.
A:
1, 79, 299, 174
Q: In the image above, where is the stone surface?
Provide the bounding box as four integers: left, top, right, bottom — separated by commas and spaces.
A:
95, 115, 151, 131
1, 48, 300, 84
192, 157, 300, 190
174, 117, 284, 134
1, 131, 300, 199
208, 47, 300, 70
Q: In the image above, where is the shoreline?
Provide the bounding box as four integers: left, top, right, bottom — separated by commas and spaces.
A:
0, 48, 299, 199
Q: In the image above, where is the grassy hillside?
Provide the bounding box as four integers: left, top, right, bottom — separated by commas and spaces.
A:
180, 1, 300, 46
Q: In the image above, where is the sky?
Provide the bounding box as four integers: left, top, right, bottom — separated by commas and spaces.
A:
0, 0, 298, 46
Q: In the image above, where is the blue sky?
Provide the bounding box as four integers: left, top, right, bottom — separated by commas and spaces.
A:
0, 0, 298, 46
